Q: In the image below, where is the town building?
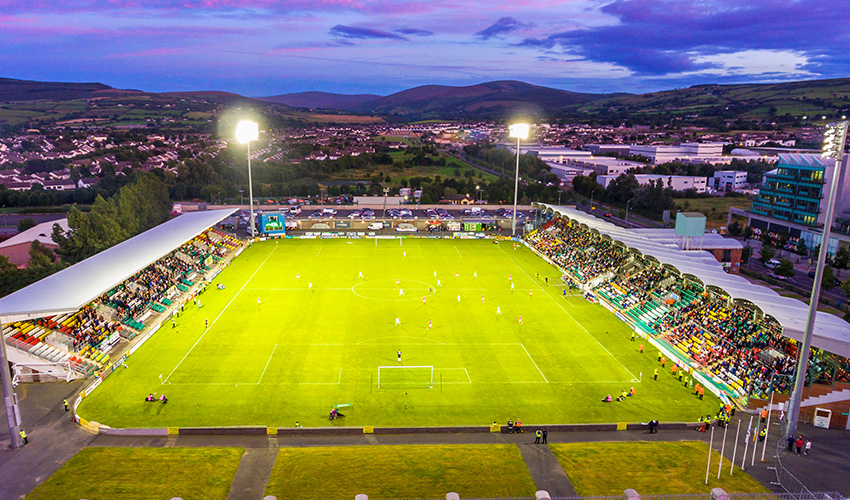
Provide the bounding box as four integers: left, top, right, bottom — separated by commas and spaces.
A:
596, 174, 708, 193
629, 142, 725, 164
711, 171, 748, 191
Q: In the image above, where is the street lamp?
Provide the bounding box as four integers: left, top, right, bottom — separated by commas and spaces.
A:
238, 189, 244, 208
509, 123, 529, 236
236, 120, 259, 238
785, 120, 848, 441
625, 198, 633, 227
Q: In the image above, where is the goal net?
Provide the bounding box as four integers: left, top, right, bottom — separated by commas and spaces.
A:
378, 365, 433, 389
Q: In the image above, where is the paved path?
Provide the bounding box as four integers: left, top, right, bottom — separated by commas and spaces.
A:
517, 443, 577, 497
225, 447, 279, 500
2, 384, 850, 500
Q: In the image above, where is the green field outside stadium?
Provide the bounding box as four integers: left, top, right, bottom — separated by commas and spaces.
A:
77, 238, 718, 428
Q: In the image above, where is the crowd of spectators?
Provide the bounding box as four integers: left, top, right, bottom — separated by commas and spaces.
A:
524, 220, 809, 400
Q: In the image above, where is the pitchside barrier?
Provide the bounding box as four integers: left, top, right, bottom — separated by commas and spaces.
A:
521, 239, 735, 408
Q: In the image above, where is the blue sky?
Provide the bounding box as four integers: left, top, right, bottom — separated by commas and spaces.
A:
1, 0, 848, 97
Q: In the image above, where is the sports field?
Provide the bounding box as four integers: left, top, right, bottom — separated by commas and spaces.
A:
78, 238, 717, 428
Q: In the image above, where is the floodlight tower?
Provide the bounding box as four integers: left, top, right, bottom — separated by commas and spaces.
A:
509, 123, 529, 236
236, 120, 259, 238
785, 120, 848, 440
0, 317, 22, 447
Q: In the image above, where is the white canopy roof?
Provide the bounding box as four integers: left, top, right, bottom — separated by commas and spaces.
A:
535, 203, 850, 359
0, 209, 234, 323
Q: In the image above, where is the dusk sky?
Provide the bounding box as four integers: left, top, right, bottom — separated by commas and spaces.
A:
1, 0, 849, 97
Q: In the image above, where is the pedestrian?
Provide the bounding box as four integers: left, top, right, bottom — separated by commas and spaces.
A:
474, 271, 478, 278
653, 368, 658, 381
359, 271, 364, 278
657, 352, 662, 362
518, 315, 522, 325
699, 386, 704, 400
457, 294, 461, 302
758, 427, 766, 442
427, 319, 432, 330
545, 277, 548, 284
630, 331, 636, 341
172, 318, 175, 328
496, 306, 501, 315
399, 288, 405, 296
529, 289, 533, 298
308, 282, 313, 290
63, 399, 69, 412
295, 421, 302, 428
395, 317, 400, 326
510, 282, 514, 290
662, 356, 666, 368
422, 296, 426, 305
507, 419, 514, 433
397, 350, 402, 363
805, 439, 811, 455
542, 429, 548, 444
653, 419, 659, 433
796, 435, 803, 455
205, 319, 208, 329
535, 429, 542, 444
19, 429, 27, 445
437, 279, 441, 287
787, 435, 795, 452
481, 294, 485, 303
639, 343, 644, 353
761, 409, 768, 424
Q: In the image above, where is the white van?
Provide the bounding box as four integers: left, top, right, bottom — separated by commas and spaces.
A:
288, 205, 302, 215
367, 222, 384, 230
765, 259, 781, 269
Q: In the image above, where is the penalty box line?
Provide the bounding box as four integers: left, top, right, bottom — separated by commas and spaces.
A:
500, 245, 639, 383
162, 245, 279, 385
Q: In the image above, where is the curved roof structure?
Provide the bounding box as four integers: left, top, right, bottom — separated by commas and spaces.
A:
534, 203, 850, 358
0, 209, 235, 323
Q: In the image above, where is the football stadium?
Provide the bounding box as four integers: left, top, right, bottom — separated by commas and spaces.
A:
3, 203, 850, 498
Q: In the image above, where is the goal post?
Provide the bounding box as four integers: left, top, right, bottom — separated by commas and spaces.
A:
378, 365, 434, 389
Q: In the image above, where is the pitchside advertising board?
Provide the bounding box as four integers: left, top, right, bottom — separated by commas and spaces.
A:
259, 213, 286, 236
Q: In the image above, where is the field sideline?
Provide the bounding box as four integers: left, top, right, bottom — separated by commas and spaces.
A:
78, 238, 717, 428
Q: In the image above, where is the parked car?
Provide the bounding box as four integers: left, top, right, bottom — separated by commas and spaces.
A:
309, 210, 323, 219
367, 222, 384, 230
395, 223, 417, 232
768, 271, 787, 281
765, 259, 781, 270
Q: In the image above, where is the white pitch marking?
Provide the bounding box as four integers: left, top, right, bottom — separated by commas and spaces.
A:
338, 368, 343, 385
257, 344, 278, 384
454, 246, 463, 257
162, 245, 278, 384
520, 343, 549, 384
316, 246, 323, 258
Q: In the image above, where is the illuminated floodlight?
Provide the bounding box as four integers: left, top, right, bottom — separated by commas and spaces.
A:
236, 120, 259, 144
509, 123, 529, 139
822, 121, 848, 160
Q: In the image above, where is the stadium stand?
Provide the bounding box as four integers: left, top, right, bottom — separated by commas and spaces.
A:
527, 204, 850, 405
1, 210, 241, 379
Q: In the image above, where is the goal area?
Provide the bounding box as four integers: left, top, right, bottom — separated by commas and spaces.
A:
378, 365, 434, 389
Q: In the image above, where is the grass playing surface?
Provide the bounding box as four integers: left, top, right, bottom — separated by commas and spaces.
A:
265, 444, 536, 499
78, 238, 717, 428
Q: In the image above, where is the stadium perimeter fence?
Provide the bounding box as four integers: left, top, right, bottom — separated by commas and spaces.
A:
366, 493, 844, 500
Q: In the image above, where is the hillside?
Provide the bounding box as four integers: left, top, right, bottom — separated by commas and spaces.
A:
0, 77, 116, 102
349, 80, 610, 119
256, 91, 381, 110
577, 78, 850, 123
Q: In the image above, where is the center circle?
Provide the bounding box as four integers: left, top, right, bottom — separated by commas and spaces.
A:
351, 279, 437, 301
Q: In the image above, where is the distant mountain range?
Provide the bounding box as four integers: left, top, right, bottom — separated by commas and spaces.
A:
3, 76, 850, 124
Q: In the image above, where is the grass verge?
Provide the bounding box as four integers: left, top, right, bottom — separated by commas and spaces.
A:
265, 444, 536, 499
550, 441, 768, 495
25, 447, 244, 500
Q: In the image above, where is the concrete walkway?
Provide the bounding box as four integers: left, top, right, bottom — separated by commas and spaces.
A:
2, 386, 850, 500
517, 443, 577, 497
225, 447, 279, 500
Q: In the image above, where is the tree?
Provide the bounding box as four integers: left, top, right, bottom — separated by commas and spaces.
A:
834, 246, 850, 270
16, 217, 37, 232
842, 277, 850, 297
777, 259, 795, 277
822, 266, 835, 290
727, 221, 742, 237
759, 245, 776, 264
741, 245, 753, 264
743, 225, 753, 241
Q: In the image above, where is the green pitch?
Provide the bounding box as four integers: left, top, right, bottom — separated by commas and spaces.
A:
78, 238, 717, 428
